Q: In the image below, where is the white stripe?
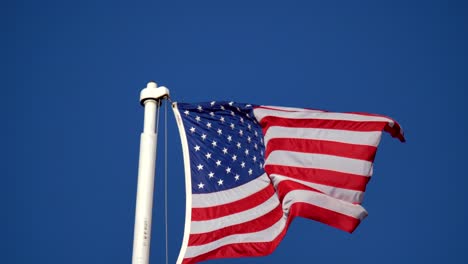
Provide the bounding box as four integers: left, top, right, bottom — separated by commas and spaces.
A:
282, 190, 368, 220
192, 173, 271, 208
259, 105, 325, 113
254, 107, 394, 124
266, 150, 374, 177
263, 126, 382, 147
184, 217, 287, 258
190, 192, 279, 234
269, 174, 364, 204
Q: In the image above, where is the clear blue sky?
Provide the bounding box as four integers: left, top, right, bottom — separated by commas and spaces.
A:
4, 0, 468, 263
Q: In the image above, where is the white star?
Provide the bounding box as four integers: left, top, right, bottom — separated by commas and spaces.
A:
254, 131, 258, 137
217, 179, 224, 185
210, 101, 216, 106
260, 150, 264, 156
209, 112, 215, 117
246, 113, 250, 117
217, 129, 222, 135
241, 162, 246, 168
197, 105, 203, 111
259, 163, 263, 168
208, 172, 214, 178
184, 110, 189, 115
229, 101, 234, 106
235, 174, 240, 181
245, 149, 249, 155
247, 124, 251, 130
254, 143, 258, 149
220, 117, 225, 123
236, 142, 241, 149
220, 105, 225, 110
215, 160, 222, 166
232, 154, 237, 161
253, 156, 257, 162
197, 164, 204, 171
189, 127, 196, 133
195, 116, 201, 122
240, 117, 244, 123
247, 136, 251, 143
198, 182, 204, 189
236, 107, 241, 112
194, 145, 200, 151
205, 152, 212, 159
239, 130, 243, 136
230, 123, 235, 129
248, 169, 253, 175
211, 140, 217, 147
206, 122, 212, 128
222, 148, 228, 154
201, 134, 207, 140
227, 135, 232, 142
226, 167, 231, 174
231, 111, 235, 116
246, 104, 252, 107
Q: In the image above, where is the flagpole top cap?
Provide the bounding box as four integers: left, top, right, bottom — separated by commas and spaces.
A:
140, 81, 170, 106
147, 81, 157, 89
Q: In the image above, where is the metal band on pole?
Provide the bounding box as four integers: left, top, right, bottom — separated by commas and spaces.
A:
132, 81, 170, 264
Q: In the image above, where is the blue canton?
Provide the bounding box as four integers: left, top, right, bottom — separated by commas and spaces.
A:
177, 101, 266, 194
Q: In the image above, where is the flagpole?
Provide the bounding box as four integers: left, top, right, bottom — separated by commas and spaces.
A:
132, 81, 170, 264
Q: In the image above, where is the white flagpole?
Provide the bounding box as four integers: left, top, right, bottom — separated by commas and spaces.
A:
132, 81, 170, 264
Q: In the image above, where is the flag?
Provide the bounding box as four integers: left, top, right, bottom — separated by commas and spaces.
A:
172, 101, 404, 264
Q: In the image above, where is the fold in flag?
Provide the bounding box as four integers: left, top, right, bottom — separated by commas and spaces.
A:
172, 101, 405, 264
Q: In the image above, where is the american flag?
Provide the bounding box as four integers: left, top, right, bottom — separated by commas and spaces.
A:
172, 101, 404, 264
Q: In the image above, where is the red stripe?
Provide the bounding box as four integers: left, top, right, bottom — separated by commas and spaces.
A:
264, 138, 378, 162
275, 179, 324, 200
265, 164, 370, 191
275, 180, 362, 233
288, 201, 361, 233
259, 116, 389, 135
347, 112, 405, 142
384, 123, 405, 142
191, 184, 275, 221
188, 204, 284, 246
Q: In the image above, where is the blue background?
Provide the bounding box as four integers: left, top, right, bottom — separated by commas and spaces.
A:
4, 0, 467, 263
